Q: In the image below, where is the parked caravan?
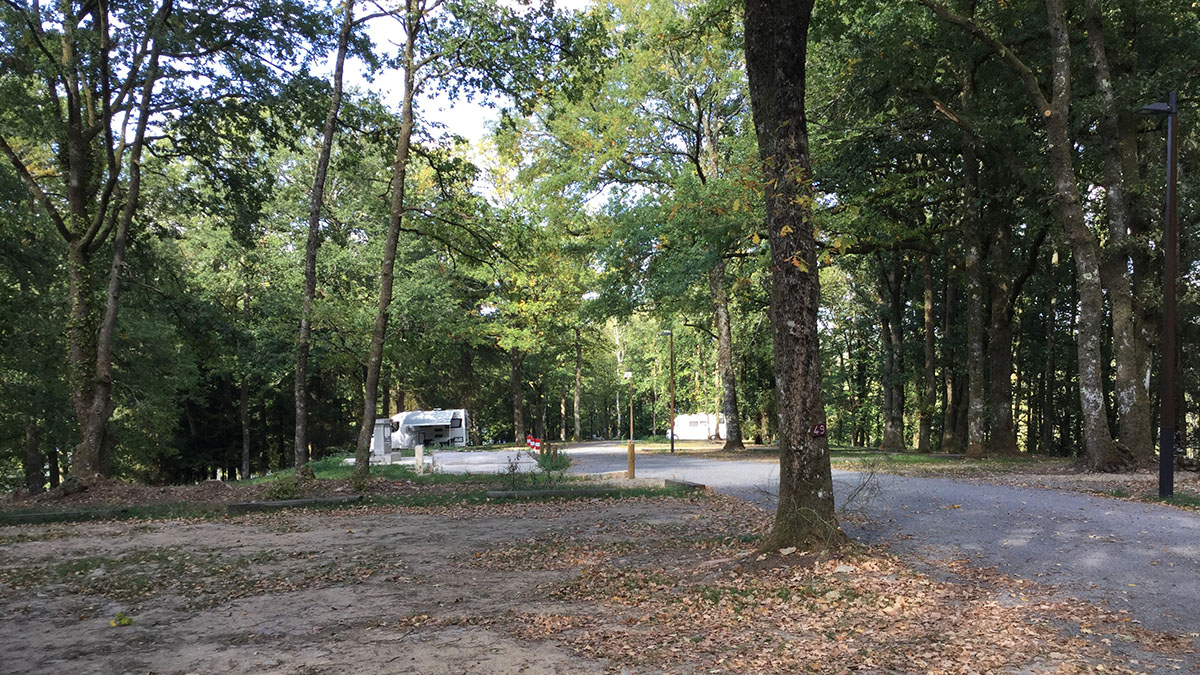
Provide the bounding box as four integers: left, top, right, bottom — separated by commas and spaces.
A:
667, 413, 726, 441
389, 409, 470, 449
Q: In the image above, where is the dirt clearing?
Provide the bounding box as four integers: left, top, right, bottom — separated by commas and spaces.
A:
0, 494, 1191, 673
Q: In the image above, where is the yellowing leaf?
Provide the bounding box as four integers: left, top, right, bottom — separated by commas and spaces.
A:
779, 225, 794, 237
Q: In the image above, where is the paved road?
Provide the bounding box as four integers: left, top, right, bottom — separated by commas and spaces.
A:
562, 441, 1200, 639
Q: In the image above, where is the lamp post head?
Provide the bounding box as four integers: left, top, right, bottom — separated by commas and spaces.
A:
1136, 101, 1172, 116
659, 330, 672, 336
623, 371, 632, 379
1137, 92, 1178, 116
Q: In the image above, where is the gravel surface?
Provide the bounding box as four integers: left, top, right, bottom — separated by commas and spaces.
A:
566, 441, 1200, 644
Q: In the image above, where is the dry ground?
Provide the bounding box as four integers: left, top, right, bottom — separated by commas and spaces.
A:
0, 493, 1194, 674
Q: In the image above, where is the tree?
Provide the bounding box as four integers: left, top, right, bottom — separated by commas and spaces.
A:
353, 0, 592, 479
0, 0, 326, 480
743, 0, 843, 549
296, 0, 357, 475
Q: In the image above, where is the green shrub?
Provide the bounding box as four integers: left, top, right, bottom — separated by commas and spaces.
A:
263, 476, 304, 501
536, 451, 571, 473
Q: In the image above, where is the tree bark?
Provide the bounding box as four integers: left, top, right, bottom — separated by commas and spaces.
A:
511, 349, 526, 441
709, 261, 745, 450
919, 253, 935, 453
958, 74, 988, 460
744, 0, 843, 549
574, 329, 582, 441
879, 254, 905, 450
560, 383, 568, 442
240, 277, 252, 480
940, 272, 959, 451
986, 216, 1019, 455
24, 418, 43, 494
1084, 0, 1153, 465
921, 0, 1128, 470
356, 0, 422, 483
300, 0, 355, 475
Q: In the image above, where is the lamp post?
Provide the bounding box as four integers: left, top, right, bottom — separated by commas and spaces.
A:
661, 330, 676, 454
624, 370, 635, 478
1137, 91, 1179, 498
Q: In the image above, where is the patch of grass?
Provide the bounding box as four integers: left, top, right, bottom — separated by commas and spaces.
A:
1148, 491, 1200, 508
244, 455, 508, 486
829, 449, 1069, 473
486, 485, 699, 502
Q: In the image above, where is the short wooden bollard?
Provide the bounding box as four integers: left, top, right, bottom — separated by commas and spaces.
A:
626, 440, 635, 479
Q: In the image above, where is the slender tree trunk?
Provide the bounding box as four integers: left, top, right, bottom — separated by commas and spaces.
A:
511, 349, 525, 441
879, 255, 905, 450
922, 0, 1126, 470
940, 272, 959, 451
574, 329, 582, 441
1084, 0, 1153, 465
709, 260, 745, 449
240, 278, 251, 480
1044, 123, 1124, 468
960, 94, 987, 459
356, 0, 423, 483
1036, 262, 1059, 455
24, 418, 43, 493
744, 0, 843, 549
534, 376, 547, 441
987, 306, 1018, 454
47, 445, 60, 488
300, 0, 355, 475
560, 383, 568, 442
919, 253, 935, 452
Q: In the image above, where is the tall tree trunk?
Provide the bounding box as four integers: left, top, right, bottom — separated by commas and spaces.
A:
744, 0, 843, 549
381, 376, 390, 418
919, 253, 935, 452
300, 0, 355, 475
511, 349, 526, 441
879, 255, 905, 450
1084, 0, 1153, 465
72, 12, 169, 479
958, 74, 987, 459
356, 0, 421, 483
921, 0, 1127, 470
24, 418, 43, 494
709, 261, 745, 449
940, 272, 959, 451
985, 206, 1019, 455
240, 277, 251, 480
574, 329, 582, 441
560, 383, 568, 442
534, 376, 546, 440
47, 445, 60, 488
987, 305, 1018, 454
1037, 258, 1059, 455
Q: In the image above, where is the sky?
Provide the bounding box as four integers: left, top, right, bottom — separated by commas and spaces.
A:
330, 0, 595, 144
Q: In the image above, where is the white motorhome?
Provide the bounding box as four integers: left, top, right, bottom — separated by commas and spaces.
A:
390, 409, 470, 449
668, 413, 726, 441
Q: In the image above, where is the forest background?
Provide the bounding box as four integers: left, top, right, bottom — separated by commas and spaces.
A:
2, 0, 1198, 492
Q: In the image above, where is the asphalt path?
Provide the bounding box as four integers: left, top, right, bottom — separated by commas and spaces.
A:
561, 441, 1200, 640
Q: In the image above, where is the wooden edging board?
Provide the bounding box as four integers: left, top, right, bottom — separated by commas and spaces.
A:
0, 508, 128, 525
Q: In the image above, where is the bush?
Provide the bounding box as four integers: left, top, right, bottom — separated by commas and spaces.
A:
263, 476, 304, 501
536, 451, 571, 473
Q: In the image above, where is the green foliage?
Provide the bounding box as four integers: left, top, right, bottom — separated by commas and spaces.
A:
262, 476, 306, 501
535, 450, 572, 474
